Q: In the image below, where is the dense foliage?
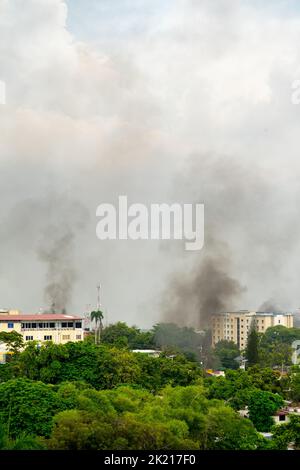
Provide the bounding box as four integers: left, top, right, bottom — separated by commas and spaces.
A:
213, 340, 240, 370
101, 322, 155, 349
0, 322, 300, 450
246, 323, 259, 366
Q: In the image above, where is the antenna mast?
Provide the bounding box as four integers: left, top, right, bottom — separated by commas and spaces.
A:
97, 284, 101, 310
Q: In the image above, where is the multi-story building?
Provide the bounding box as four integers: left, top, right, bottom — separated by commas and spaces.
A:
211, 310, 294, 350
0, 309, 84, 345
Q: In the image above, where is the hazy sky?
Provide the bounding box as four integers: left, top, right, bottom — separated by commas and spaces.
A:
1, 1, 300, 327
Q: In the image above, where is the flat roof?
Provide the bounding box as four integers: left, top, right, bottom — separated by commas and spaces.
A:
132, 349, 160, 353
0, 314, 83, 321
213, 311, 292, 316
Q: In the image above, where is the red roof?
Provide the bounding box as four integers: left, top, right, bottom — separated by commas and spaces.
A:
0, 314, 83, 321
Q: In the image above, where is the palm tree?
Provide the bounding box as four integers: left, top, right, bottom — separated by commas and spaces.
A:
90, 310, 104, 345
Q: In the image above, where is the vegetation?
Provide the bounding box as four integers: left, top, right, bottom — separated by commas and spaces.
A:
0, 331, 24, 354
271, 415, 300, 449
247, 390, 283, 432
214, 340, 240, 370
90, 310, 104, 345
0, 321, 300, 450
101, 322, 155, 349
245, 322, 259, 366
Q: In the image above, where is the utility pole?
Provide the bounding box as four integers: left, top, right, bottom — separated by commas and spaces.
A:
96, 284, 102, 344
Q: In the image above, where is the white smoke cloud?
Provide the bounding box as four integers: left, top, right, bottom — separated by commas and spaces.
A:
1, 0, 300, 325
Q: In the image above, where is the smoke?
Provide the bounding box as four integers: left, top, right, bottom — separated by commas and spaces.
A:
161, 238, 245, 328
258, 300, 284, 313
1, 1, 300, 326
36, 197, 89, 313
38, 232, 75, 313
0, 194, 89, 313
160, 149, 300, 327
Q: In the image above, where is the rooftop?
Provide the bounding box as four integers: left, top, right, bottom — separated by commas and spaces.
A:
0, 314, 83, 321
214, 310, 292, 316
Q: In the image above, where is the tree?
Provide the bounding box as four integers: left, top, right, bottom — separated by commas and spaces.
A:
16, 341, 69, 383
0, 378, 71, 438
102, 322, 154, 349
258, 326, 296, 368
48, 409, 115, 450
202, 405, 264, 450
0, 422, 45, 450
272, 415, 300, 450
289, 370, 300, 402
245, 322, 259, 366
246, 366, 283, 394
248, 390, 283, 432
261, 326, 300, 346
259, 342, 292, 368
214, 340, 240, 370
90, 310, 104, 345
0, 331, 24, 355
48, 407, 198, 450
153, 323, 204, 358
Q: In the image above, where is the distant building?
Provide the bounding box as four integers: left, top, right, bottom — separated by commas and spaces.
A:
205, 369, 225, 377
131, 349, 161, 358
0, 309, 84, 361
273, 405, 300, 425
211, 310, 293, 349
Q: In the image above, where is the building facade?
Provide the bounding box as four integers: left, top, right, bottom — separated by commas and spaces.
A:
211, 310, 294, 350
0, 310, 84, 345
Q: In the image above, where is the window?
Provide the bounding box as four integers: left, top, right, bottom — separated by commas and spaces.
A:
75, 322, 82, 328
61, 322, 67, 328
49, 323, 55, 328
44, 335, 52, 341
62, 335, 70, 340
76, 335, 82, 340
67, 322, 74, 328
25, 336, 33, 341
31, 323, 37, 329
7, 322, 14, 328
279, 414, 286, 422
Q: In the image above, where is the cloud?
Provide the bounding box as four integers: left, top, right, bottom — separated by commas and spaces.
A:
1, 1, 300, 325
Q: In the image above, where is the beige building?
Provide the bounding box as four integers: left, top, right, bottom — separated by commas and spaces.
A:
211, 310, 294, 350
0, 310, 84, 361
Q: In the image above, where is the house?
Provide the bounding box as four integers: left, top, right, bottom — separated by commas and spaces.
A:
273, 406, 300, 425
0, 309, 84, 359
